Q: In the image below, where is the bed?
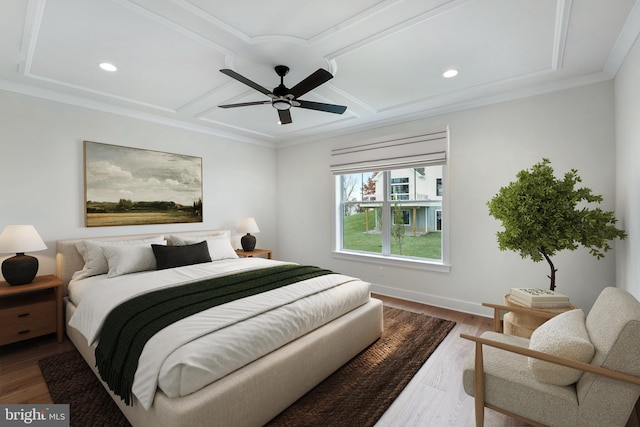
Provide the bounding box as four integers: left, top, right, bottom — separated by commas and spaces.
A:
56, 230, 383, 427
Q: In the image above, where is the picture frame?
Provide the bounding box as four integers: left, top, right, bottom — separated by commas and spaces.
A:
84, 141, 203, 227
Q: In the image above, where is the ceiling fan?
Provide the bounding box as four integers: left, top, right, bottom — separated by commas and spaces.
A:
218, 65, 347, 124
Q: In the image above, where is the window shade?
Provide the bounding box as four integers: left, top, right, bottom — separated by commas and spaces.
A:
330, 129, 448, 175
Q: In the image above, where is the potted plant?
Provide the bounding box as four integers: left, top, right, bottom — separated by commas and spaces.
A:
487, 158, 626, 291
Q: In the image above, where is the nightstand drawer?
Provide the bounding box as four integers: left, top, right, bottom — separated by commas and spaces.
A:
0, 298, 57, 324
0, 293, 57, 345
0, 318, 57, 345
0, 275, 64, 346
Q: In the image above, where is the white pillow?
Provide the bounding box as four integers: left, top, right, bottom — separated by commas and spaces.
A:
170, 235, 238, 261
102, 242, 165, 278
528, 309, 595, 385
73, 236, 164, 280
169, 233, 226, 246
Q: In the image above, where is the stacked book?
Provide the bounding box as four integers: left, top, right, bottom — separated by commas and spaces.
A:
509, 288, 570, 308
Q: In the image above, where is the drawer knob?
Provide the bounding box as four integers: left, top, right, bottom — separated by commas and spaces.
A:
18, 313, 30, 318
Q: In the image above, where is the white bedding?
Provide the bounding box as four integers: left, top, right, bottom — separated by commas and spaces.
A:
67, 258, 371, 410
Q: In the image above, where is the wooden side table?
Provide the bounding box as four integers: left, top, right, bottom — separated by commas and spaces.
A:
502, 294, 575, 338
235, 249, 272, 259
0, 275, 64, 345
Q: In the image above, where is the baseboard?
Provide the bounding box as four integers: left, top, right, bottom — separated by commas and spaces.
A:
370, 283, 493, 318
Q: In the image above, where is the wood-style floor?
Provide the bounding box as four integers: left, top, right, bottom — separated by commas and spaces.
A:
374, 294, 639, 427
374, 294, 530, 426
0, 294, 637, 426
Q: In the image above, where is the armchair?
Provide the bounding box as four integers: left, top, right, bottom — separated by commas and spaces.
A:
461, 287, 640, 427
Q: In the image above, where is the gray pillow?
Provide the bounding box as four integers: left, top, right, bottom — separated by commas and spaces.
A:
528, 309, 595, 385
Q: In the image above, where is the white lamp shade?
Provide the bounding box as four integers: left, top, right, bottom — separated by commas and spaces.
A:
238, 217, 260, 234
0, 225, 47, 254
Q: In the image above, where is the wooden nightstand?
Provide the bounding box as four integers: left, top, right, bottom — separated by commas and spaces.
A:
235, 249, 272, 259
0, 275, 64, 346
501, 294, 575, 338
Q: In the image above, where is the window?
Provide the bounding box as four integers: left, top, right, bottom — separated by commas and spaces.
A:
337, 167, 443, 261
330, 130, 449, 270
390, 177, 409, 200
392, 208, 411, 225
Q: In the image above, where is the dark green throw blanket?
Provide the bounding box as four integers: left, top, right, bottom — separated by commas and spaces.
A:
95, 264, 333, 405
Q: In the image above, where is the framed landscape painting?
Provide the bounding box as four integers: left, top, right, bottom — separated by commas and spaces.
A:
84, 141, 203, 227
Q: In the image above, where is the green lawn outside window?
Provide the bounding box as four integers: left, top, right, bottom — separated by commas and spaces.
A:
342, 210, 442, 259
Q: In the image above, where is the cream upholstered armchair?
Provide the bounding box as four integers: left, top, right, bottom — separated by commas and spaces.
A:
461, 287, 640, 427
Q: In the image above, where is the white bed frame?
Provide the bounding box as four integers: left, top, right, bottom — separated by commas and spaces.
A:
56, 230, 383, 427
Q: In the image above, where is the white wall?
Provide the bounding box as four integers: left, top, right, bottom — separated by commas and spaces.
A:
1, 78, 624, 316
0, 90, 278, 276
614, 34, 640, 299
277, 81, 618, 315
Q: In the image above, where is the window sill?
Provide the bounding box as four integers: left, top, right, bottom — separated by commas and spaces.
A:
332, 250, 451, 273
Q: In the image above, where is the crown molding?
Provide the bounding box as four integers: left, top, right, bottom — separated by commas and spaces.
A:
605, 0, 640, 76
552, 0, 573, 70
0, 78, 275, 148
277, 70, 613, 148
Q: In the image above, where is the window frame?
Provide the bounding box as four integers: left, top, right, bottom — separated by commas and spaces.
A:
391, 207, 411, 226
435, 209, 442, 232
332, 166, 451, 273
390, 177, 410, 200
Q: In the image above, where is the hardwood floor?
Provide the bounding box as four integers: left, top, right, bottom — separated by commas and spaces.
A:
373, 294, 530, 427
373, 294, 639, 427
0, 294, 637, 426
0, 333, 74, 404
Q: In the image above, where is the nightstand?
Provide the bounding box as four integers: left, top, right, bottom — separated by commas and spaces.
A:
235, 249, 272, 259
501, 294, 575, 338
0, 275, 64, 345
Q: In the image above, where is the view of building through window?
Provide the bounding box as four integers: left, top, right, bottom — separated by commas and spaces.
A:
338, 166, 443, 261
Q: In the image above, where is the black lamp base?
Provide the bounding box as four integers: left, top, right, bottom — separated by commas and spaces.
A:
241, 233, 256, 252
2, 253, 38, 285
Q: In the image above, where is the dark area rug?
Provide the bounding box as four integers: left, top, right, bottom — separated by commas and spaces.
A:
267, 306, 456, 426
38, 350, 130, 427
39, 306, 455, 427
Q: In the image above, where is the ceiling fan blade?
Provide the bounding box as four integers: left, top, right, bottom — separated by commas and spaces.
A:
278, 109, 292, 124
219, 100, 271, 108
297, 100, 347, 114
220, 69, 272, 96
289, 69, 333, 98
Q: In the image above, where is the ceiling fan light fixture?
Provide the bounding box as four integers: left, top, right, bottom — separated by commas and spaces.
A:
272, 99, 291, 110
218, 66, 345, 124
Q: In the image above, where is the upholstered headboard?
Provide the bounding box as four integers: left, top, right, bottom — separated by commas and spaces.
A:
56, 229, 231, 291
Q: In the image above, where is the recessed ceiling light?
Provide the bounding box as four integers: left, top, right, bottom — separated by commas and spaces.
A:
99, 62, 117, 72
443, 69, 458, 78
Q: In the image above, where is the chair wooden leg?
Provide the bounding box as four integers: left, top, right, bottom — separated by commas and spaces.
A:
474, 341, 485, 427
492, 307, 503, 333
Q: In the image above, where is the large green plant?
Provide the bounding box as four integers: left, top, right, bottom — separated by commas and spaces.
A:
487, 158, 626, 291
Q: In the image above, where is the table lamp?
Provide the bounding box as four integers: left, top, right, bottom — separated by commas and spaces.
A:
0, 225, 47, 285
238, 217, 260, 252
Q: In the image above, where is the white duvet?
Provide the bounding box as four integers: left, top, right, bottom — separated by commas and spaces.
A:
67, 258, 371, 409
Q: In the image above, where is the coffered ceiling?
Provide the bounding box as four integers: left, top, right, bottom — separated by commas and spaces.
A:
1, 0, 638, 147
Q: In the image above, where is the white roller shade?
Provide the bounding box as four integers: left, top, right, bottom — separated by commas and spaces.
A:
330, 130, 448, 174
